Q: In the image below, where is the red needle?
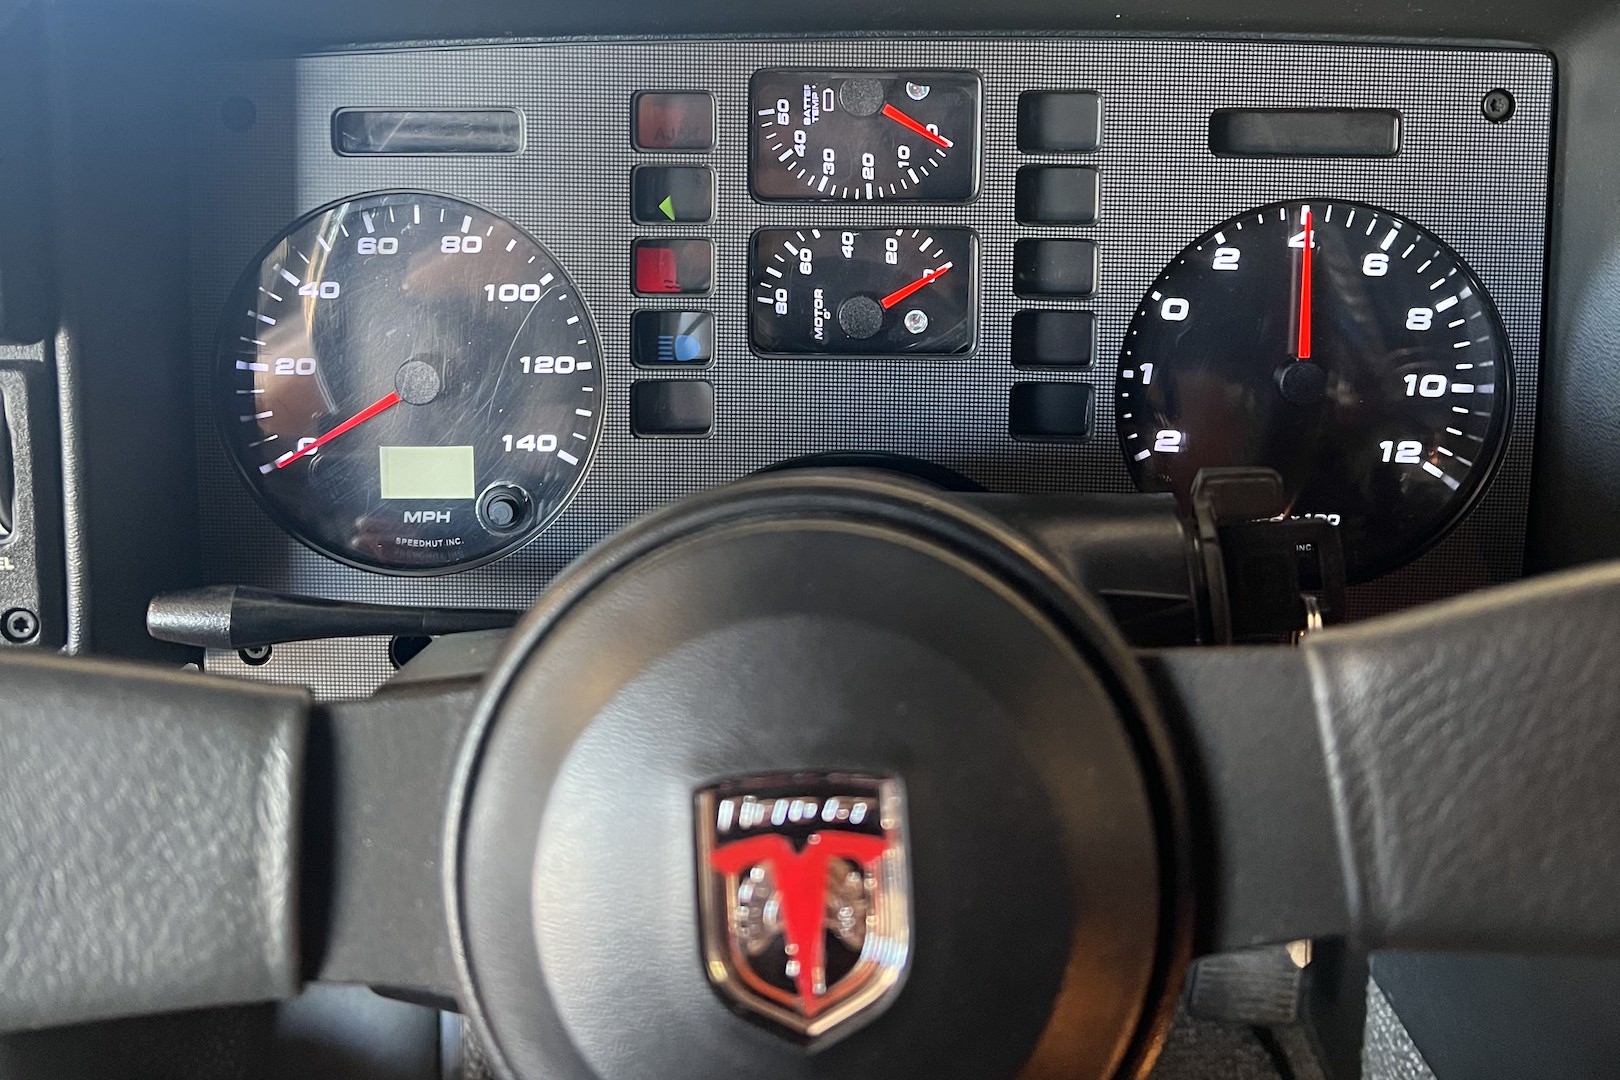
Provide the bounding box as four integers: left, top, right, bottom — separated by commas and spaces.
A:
880, 103, 953, 149
880, 262, 953, 309
274, 391, 402, 469
1296, 208, 1314, 360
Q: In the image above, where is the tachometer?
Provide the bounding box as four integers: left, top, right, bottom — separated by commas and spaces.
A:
750, 70, 980, 202
217, 191, 602, 575
1116, 200, 1511, 580
751, 227, 976, 356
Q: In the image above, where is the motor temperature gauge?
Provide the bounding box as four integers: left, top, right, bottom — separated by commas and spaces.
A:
750, 70, 980, 202
751, 227, 977, 357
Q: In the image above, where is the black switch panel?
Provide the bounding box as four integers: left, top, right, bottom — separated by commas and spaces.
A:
1016, 166, 1100, 225
1014, 239, 1098, 298
1018, 91, 1102, 153
1011, 311, 1096, 369
631, 379, 714, 436
1009, 381, 1094, 442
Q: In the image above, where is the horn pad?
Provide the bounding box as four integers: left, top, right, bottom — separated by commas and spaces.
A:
447, 472, 1187, 1080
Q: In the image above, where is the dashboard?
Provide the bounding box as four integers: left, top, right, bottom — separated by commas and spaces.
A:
178, 39, 1550, 693
6, 2, 1620, 1078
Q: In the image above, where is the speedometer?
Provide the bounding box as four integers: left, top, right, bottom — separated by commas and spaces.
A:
1116, 200, 1511, 580
216, 191, 602, 575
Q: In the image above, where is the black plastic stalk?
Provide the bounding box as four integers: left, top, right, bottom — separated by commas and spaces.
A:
146, 585, 519, 651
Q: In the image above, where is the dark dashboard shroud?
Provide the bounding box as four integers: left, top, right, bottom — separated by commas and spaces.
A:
188, 38, 1550, 690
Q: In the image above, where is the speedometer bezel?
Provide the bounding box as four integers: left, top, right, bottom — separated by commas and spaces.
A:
211, 188, 607, 578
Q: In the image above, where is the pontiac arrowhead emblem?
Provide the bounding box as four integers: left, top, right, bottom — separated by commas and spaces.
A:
695, 774, 910, 1042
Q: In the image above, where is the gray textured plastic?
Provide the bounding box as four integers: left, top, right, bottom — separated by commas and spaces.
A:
188, 39, 1551, 693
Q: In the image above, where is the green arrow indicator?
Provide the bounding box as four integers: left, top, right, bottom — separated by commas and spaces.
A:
658, 195, 676, 221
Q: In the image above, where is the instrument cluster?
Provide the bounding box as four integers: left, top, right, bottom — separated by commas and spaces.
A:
192, 38, 1550, 655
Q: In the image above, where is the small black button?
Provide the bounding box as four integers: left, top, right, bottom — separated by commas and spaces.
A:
1014, 239, 1098, 298
477, 484, 532, 534
632, 311, 714, 367
631, 379, 713, 436
1018, 91, 1102, 153
1009, 382, 1094, 442
632, 166, 713, 224
1011, 311, 1095, 370
633, 92, 715, 151
633, 239, 712, 296
1016, 166, 1100, 225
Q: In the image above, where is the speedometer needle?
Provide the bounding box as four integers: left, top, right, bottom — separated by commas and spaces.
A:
274, 390, 402, 469
880, 262, 953, 309
1296, 207, 1314, 360
880, 103, 953, 149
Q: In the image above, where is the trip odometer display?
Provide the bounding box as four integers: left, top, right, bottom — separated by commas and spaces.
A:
1116, 200, 1511, 580
750, 70, 979, 202
217, 191, 603, 575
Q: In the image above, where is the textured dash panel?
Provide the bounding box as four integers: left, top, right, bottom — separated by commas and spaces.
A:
189, 39, 1551, 694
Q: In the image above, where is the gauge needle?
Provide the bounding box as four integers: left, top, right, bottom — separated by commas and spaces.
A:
880, 262, 954, 309
274, 390, 402, 469
880, 103, 953, 149
1296, 208, 1314, 360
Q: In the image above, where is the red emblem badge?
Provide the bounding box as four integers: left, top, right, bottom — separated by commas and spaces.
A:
695, 774, 910, 1042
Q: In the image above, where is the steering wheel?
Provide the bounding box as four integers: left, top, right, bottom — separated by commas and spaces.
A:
2, 469, 1612, 1080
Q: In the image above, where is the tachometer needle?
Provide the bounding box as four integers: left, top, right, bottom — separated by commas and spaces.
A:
274, 390, 402, 469
880, 262, 953, 309
1296, 207, 1314, 360
880, 103, 953, 149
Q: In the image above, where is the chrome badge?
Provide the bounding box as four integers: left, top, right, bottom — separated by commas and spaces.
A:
695, 774, 910, 1042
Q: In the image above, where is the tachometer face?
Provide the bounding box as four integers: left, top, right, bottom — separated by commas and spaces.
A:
750, 70, 980, 202
217, 191, 602, 575
751, 227, 976, 356
1116, 200, 1511, 581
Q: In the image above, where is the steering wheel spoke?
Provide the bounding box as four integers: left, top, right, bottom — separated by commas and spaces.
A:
1159, 562, 1620, 959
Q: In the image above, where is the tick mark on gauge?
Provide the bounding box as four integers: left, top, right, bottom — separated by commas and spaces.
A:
506, 239, 517, 252
558, 450, 580, 466
1134, 449, 1153, 461
280, 268, 301, 287
362, 212, 375, 233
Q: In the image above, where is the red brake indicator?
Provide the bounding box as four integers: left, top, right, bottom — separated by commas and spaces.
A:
880, 262, 953, 310
880, 103, 953, 150
1296, 208, 1314, 360
275, 391, 402, 469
